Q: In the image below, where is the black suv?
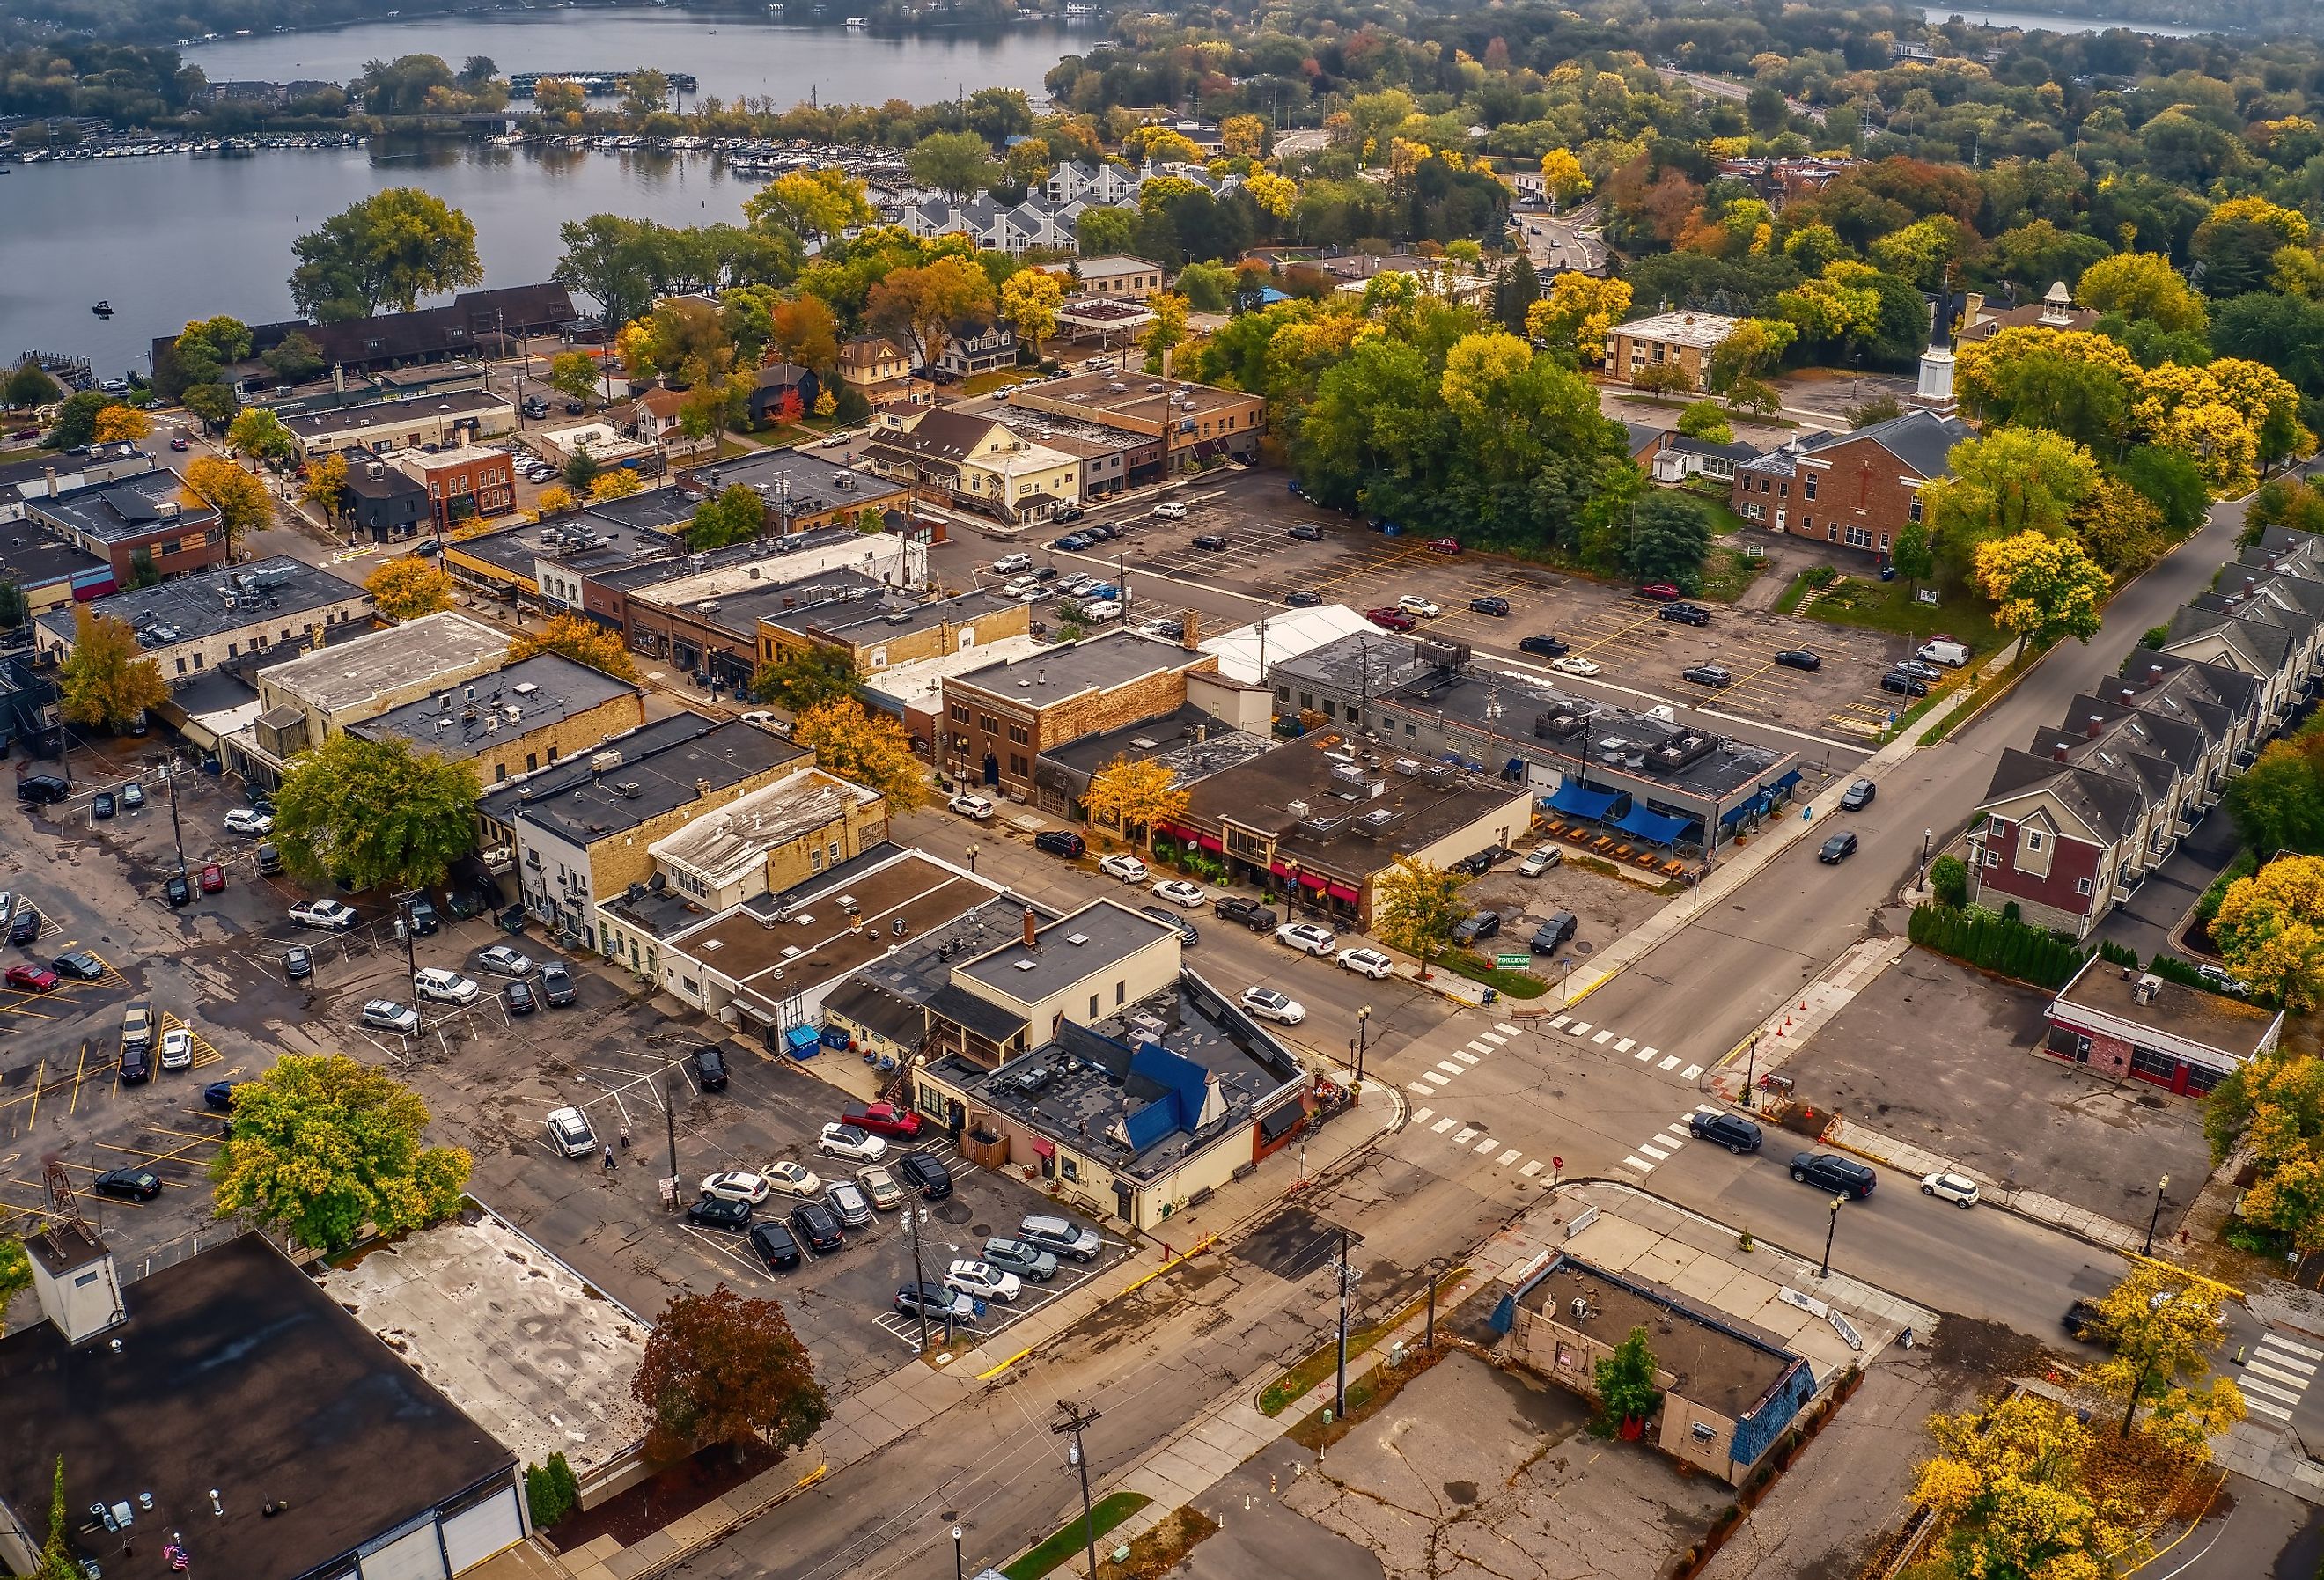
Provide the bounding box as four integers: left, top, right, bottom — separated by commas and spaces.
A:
686, 1194, 753, 1232
750, 1220, 803, 1271
1530, 912, 1578, 953
691, 1044, 729, 1091
1688, 1111, 1763, 1154
1518, 635, 1570, 658
15, 775, 67, 805
540, 961, 577, 1007
1658, 603, 1710, 627
1450, 909, 1502, 944
896, 1151, 952, 1199
2063, 1298, 2111, 1345
10, 905, 40, 944
789, 1198, 846, 1253
1033, 830, 1087, 859
1789, 1151, 1877, 1198
1468, 596, 1511, 617
1140, 905, 1199, 945
1214, 896, 1278, 932
1880, 669, 1929, 697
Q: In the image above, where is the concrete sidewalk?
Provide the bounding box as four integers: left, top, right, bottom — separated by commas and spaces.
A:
1704, 935, 1912, 1104
1821, 1116, 2149, 1255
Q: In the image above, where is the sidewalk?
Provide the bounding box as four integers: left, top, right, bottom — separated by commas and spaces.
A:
1820, 1118, 2148, 1254
1703, 936, 1912, 1104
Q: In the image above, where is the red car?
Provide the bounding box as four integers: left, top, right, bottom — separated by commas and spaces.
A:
1365, 606, 1417, 632
842, 1102, 923, 1139
1427, 537, 1462, 555
169, 436, 190, 452
6, 965, 57, 992
198, 862, 226, 893
1636, 583, 1682, 601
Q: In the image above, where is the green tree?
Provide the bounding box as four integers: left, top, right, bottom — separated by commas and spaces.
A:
1076, 206, 1136, 256
182, 382, 239, 431
0, 582, 28, 630
620, 67, 670, 116
263, 332, 328, 383
2206, 1047, 2324, 1250
1589, 1326, 1665, 1438
1622, 494, 1716, 592
5, 360, 63, 409
633, 1285, 829, 1465
58, 608, 167, 732
226, 407, 300, 470
275, 732, 483, 891
754, 645, 860, 711
0, 1236, 29, 1336
154, 315, 254, 400
1372, 855, 1472, 981
125, 547, 160, 590
2215, 855, 2324, 1009
2115, 445, 2211, 538
688, 483, 767, 550
1675, 401, 1732, 445
290, 188, 485, 321
1891, 523, 1934, 586
1927, 429, 2100, 570
1929, 853, 1968, 908
2225, 740, 2324, 862
209, 1053, 472, 1254
33, 1457, 79, 1580
43, 390, 112, 449
548, 351, 601, 404
908, 130, 999, 205
562, 446, 601, 494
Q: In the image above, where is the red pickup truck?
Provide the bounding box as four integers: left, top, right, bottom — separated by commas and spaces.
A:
842, 1101, 923, 1140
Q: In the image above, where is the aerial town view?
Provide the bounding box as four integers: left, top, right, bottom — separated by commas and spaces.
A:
13, 0, 2324, 1577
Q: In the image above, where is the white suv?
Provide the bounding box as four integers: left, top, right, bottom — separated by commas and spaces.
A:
1396, 594, 1441, 619
1151, 502, 1188, 519
1276, 921, 1337, 956
413, 967, 481, 1005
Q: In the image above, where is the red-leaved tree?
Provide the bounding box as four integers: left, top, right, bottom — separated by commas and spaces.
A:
772, 388, 805, 429
631, 1285, 828, 1464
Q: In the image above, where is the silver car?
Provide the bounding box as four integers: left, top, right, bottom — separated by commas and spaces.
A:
824, 1179, 874, 1228
359, 999, 421, 1035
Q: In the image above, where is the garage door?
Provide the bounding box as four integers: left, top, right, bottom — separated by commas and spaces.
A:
359, 1521, 448, 1580
440, 1487, 524, 1573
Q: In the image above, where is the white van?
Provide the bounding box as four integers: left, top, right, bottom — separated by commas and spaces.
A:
1916, 638, 1970, 668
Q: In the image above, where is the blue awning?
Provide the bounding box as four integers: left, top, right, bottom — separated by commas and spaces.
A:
1775, 769, 1803, 790
783, 1025, 820, 1058
1613, 803, 1693, 847
1545, 780, 1622, 819
1721, 802, 1754, 827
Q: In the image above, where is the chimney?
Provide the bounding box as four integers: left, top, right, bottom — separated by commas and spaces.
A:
2246, 578, 2257, 594
2119, 688, 2135, 706
42, 466, 57, 498
695, 777, 711, 798
2146, 665, 2164, 690
1180, 608, 1202, 650
1022, 906, 1038, 950
2085, 715, 2103, 739
2052, 741, 2070, 762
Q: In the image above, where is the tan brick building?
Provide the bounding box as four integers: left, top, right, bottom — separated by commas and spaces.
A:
345, 652, 645, 790
1602, 310, 1743, 391
756, 586, 1032, 674
230, 611, 513, 785
644, 764, 887, 911
1728, 410, 1971, 560
942, 630, 1217, 805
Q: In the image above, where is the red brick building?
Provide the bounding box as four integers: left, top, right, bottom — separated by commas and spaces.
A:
1728, 410, 1969, 561
942, 629, 1217, 804
393, 445, 517, 533
2043, 958, 2281, 1099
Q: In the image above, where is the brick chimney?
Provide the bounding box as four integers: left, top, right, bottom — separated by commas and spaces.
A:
2146, 665, 2164, 689
1180, 608, 1202, 650
2053, 741, 2071, 762
2085, 715, 2103, 738
1021, 906, 1038, 951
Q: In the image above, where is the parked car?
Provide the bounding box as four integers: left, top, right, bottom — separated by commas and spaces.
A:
750, 1220, 804, 1271
1098, 853, 1149, 883
9, 906, 40, 944
1151, 878, 1207, 908
1215, 897, 1277, 932
504, 980, 539, 1015
1839, 778, 1876, 811
949, 792, 996, 820
290, 899, 357, 931
1468, 595, 1511, 617
981, 1238, 1059, 1282
1530, 912, 1578, 953
1518, 635, 1570, 658
91, 790, 114, 819
1337, 946, 1394, 979
1240, 986, 1305, 1025
4, 965, 55, 992
2196, 963, 2252, 996
1365, 606, 1417, 632
1283, 591, 1325, 607
1551, 654, 1600, 677
842, 1101, 923, 1139
702, 1171, 773, 1204
991, 553, 1033, 576
539, 961, 576, 1007
1772, 649, 1822, 672
360, 999, 420, 1035
1636, 584, 1682, 601
1188, 533, 1228, 550
205, 1079, 245, 1113
475, 944, 534, 977
2063, 1299, 2109, 1343
117, 1042, 150, 1084
16, 775, 67, 805
120, 782, 145, 811
1151, 501, 1188, 519
691, 1044, 729, 1091
825, 1180, 875, 1228
51, 950, 103, 981
1019, 1213, 1104, 1263
224, 807, 274, 835
1033, 830, 1087, 859
1289, 524, 1327, 542
1922, 1172, 1981, 1208
1917, 638, 1970, 668
1426, 537, 1462, 555
1818, 832, 1859, 863
1397, 594, 1441, 619
1659, 603, 1711, 627
764, 1160, 824, 1197
283, 946, 314, 982
1450, 910, 1503, 945
1790, 1151, 1877, 1198
92, 1166, 163, 1201
819, 1122, 888, 1163
894, 1282, 975, 1322
1140, 905, 1200, 945
1517, 845, 1563, 877
857, 1166, 907, 1212
198, 863, 225, 894
896, 1150, 952, 1199
1688, 1111, 1763, 1154
256, 843, 283, 876
945, 1260, 1022, 1304
1276, 921, 1336, 955
1880, 670, 1929, 697
159, 1027, 195, 1071
685, 1195, 754, 1232
1894, 659, 1944, 682
163, 872, 192, 908
413, 967, 480, 1005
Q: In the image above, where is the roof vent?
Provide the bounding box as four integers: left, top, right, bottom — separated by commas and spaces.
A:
1066, 932, 1089, 946
1014, 959, 1039, 971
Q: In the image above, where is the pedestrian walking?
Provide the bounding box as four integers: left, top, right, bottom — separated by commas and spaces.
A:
619, 1122, 631, 1150
601, 1144, 615, 1173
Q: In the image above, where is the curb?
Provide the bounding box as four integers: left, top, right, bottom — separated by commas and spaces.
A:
625, 1462, 829, 1580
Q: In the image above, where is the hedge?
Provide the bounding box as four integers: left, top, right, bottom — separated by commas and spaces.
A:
1908, 903, 2087, 989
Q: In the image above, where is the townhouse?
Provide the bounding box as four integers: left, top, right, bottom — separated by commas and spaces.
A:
860, 408, 1081, 525
900, 193, 1082, 255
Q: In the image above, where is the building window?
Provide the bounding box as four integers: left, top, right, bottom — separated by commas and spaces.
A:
811, 847, 823, 871
1828, 522, 1839, 541
2129, 1046, 2178, 1084
979, 713, 999, 733
1989, 816, 2006, 835
2025, 831, 2043, 853
1778, 481, 1788, 497
1008, 723, 1030, 745
1691, 1422, 1717, 1444
1845, 525, 1874, 549
1061, 1156, 1078, 1180
2077, 877, 2093, 895
496, 765, 508, 783
526, 753, 539, 772
1298, 692, 1313, 709
1115, 981, 1125, 1004
1983, 848, 1999, 866
1909, 495, 1924, 524
1088, 995, 1099, 1018
1803, 474, 1817, 501
950, 703, 969, 724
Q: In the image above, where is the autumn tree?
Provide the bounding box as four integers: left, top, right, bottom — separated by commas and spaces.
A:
769, 295, 842, 375
687, 483, 766, 550
589, 468, 644, 502
1676, 401, 1732, 445
225, 407, 300, 471
2076, 251, 2209, 336
1913, 1393, 2136, 1580
792, 698, 924, 812
1372, 855, 1473, 981
1706, 318, 1798, 394
0, 1236, 30, 1337
744, 167, 875, 249
511, 613, 641, 681
2206, 1047, 2324, 1250
2215, 855, 2324, 1009
1972, 532, 2109, 645
753, 645, 859, 711
209, 1054, 471, 1254
92, 404, 149, 445
999, 268, 1064, 361
276, 732, 482, 890
182, 453, 275, 555
290, 187, 484, 320
548, 350, 601, 404
1141, 291, 1191, 369
300, 451, 349, 515
867, 256, 994, 374
1525, 273, 1632, 366
1924, 429, 2100, 583
533, 484, 579, 520
1539, 148, 1592, 206
679, 371, 754, 451
57, 609, 168, 732
632, 1285, 829, 1465
2085, 1267, 2244, 1447
1219, 114, 1268, 159
907, 129, 998, 204
1085, 754, 1189, 851
365, 559, 455, 621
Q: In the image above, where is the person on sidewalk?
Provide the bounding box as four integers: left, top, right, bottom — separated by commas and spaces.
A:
601, 1144, 616, 1173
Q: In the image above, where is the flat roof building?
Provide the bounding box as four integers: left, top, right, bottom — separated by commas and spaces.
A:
33, 555, 371, 685
283, 387, 517, 458
21, 457, 228, 581
348, 650, 646, 788
2044, 959, 2284, 1098
943, 628, 1219, 806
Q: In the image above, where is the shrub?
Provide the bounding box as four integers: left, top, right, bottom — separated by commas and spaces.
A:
1929, 853, 1967, 908
524, 1452, 580, 1529
1908, 902, 2088, 988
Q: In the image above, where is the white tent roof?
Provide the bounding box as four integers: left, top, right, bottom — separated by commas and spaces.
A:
1198, 604, 1377, 685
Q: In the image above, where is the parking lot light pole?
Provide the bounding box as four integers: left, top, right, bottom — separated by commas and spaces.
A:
1743, 1033, 1761, 1110
908, 1202, 930, 1351
2144, 1174, 2171, 1256
394, 889, 423, 1028
952, 1525, 964, 1580
1817, 1194, 1846, 1279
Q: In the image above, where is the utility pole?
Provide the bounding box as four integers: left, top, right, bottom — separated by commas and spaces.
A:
1051, 1400, 1103, 1580
393, 887, 423, 1027
907, 1199, 930, 1350
1328, 1227, 1360, 1415
162, 758, 187, 875
663, 1054, 680, 1191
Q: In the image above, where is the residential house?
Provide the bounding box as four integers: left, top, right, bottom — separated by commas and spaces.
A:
837, 335, 924, 408
621, 387, 717, 461
747, 363, 821, 429
901, 194, 1080, 256
941, 628, 1218, 803
33, 556, 370, 685
2043, 958, 2284, 1097
1073, 255, 1168, 298
1729, 409, 1972, 559
347, 651, 646, 790
940, 318, 1019, 379
1044, 160, 1142, 207
1955, 281, 2101, 344
861, 408, 1081, 525
1651, 434, 1763, 485
19, 458, 227, 581
1603, 310, 1744, 391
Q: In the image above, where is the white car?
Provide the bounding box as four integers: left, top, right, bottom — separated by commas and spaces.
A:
857, 1165, 906, 1211
702, 1170, 773, 1204
1099, 853, 1149, 883
1151, 878, 1206, 908
1921, 1172, 1981, 1209
1517, 845, 1563, 877
158, 1027, 195, 1071
289, 899, 357, 930
546, 1106, 596, 1157
991, 553, 1033, 576
1276, 921, 1336, 956
475, 944, 535, 978
945, 1260, 1023, 1304
1002, 577, 1037, 598
1076, 600, 1123, 623
1151, 501, 1188, 519
359, 999, 421, 1035
763, 1160, 824, 1197
1550, 655, 1600, 677
950, 792, 996, 820
818, 1122, 888, 1163
1240, 986, 1305, 1025
1397, 594, 1441, 619
413, 967, 481, 1006
224, 808, 274, 835
1337, 946, 1394, 979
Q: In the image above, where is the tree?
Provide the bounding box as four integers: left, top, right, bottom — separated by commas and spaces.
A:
275, 732, 483, 890
1926, 429, 2100, 555
1971, 532, 2110, 645
753, 646, 859, 711
208, 1054, 471, 1254
1953, 325, 2139, 452
263, 332, 327, 383
1084, 754, 1188, 851
688, 484, 767, 550
1675, 402, 1732, 445
301, 451, 349, 515
1372, 855, 1472, 980
0, 1236, 30, 1336
620, 67, 670, 116
44, 390, 113, 449
364, 559, 455, 621
1539, 148, 1592, 206
1892, 523, 1934, 587
0, 583, 26, 631
154, 314, 254, 400
590, 470, 644, 503
511, 614, 641, 681
1219, 114, 1269, 160
57, 609, 167, 732
999, 269, 1064, 361
632, 1285, 828, 1465
125, 547, 160, 590
1706, 318, 1798, 396
2206, 1047, 2324, 1250
1141, 291, 1191, 369
867, 257, 995, 375
791, 699, 924, 812
33, 1457, 79, 1580
1629, 363, 1695, 396
4, 360, 62, 409
2076, 251, 2209, 336
182, 453, 275, 555
1913, 1393, 2133, 1580
1589, 1326, 1664, 1438
2116, 444, 2212, 537
182, 382, 239, 432
769, 295, 841, 375
1077, 206, 1136, 256
908, 130, 999, 205
92, 404, 148, 445
678, 372, 752, 451
2215, 855, 2324, 1010
2085, 1267, 2243, 1446
1622, 494, 1716, 591
290, 188, 485, 321
226, 408, 299, 470
533, 485, 579, 519
562, 446, 601, 495
548, 350, 600, 404
2225, 741, 2324, 872
1929, 853, 1968, 908
744, 168, 875, 250
1524, 273, 1632, 367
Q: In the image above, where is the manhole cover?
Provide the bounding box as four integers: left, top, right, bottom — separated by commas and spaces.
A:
935, 1201, 973, 1224
1573, 940, 1593, 954
971, 1223, 992, 1237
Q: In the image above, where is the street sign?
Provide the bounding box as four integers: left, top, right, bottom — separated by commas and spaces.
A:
1496, 953, 1532, 970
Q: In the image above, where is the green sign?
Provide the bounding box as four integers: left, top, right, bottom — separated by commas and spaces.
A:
1496, 954, 1533, 971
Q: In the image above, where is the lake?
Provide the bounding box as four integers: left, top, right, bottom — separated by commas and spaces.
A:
1916, 4, 2210, 36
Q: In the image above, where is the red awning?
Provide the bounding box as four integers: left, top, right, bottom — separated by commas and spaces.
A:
1196, 834, 1223, 853
1298, 871, 1328, 890
1158, 821, 1201, 843
1326, 882, 1362, 903
1269, 861, 1292, 878
1030, 1136, 1055, 1159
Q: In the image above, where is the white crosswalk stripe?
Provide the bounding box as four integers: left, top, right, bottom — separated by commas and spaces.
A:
1412, 1107, 1433, 1124
2247, 1359, 2310, 1389
1496, 1022, 1524, 1037
1497, 1148, 1521, 1165
2246, 1396, 2294, 1422
1436, 1060, 1466, 1075
1658, 1055, 1682, 1071
1479, 1032, 1507, 1046
1637, 1143, 1667, 1161
1408, 1083, 1433, 1095
1681, 1064, 1704, 1081
1622, 1155, 1651, 1171
1548, 1015, 1571, 1030
1454, 1127, 1478, 1143
1614, 1037, 1634, 1052
2239, 1334, 2320, 1422
1519, 1160, 1543, 1178
1474, 1136, 1497, 1155
1430, 1116, 1458, 1135
2239, 1373, 2304, 1406
1592, 1029, 1615, 1045
1423, 1071, 1449, 1086
1453, 1051, 1480, 1065
1636, 1046, 1657, 1062
2265, 1333, 2324, 1362
1567, 1022, 1592, 1037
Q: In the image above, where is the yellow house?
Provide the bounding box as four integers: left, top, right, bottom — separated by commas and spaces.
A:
860, 408, 1081, 526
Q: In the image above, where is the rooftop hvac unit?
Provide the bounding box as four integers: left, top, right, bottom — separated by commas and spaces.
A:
1646, 731, 1717, 773
1285, 798, 1309, 819
615, 781, 643, 798
1535, 710, 1588, 741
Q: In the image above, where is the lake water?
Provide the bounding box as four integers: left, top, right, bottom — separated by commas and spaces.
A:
1916, 4, 2210, 36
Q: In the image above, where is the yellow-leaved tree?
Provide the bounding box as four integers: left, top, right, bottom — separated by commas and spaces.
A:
998, 268, 1064, 362
1539, 148, 1592, 205
511, 613, 640, 681
1084, 754, 1188, 851
2204, 1047, 2324, 1251
180, 452, 273, 556
533, 485, 579, 520
1371, 855, 1472, 981
791, 698, 924, 813
2214, 854, 2324, 1010
1971, 531, 2110, 646
2085, 1266, 2244, 1447
589, 469, 644, 502
57, 608, 168, 731
1524, 273, 1632, 366
92, 403, 150, 444
364, 559, 455, 621
1912, 1393, 2140, 1580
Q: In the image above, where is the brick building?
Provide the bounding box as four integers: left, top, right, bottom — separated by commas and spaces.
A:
346, 651, 646, 790
2044, 958, 2282, 1098
33, 556, 371, 684
1602, 310, 1742, 391
283, 389, 516, 459
757, 585, 1030, 674
19, 459, 226, 581
1729, 410, 1970, 560
1072, 256, 1167, 298
395, 445, 519, 533
942, 629, 1217, 804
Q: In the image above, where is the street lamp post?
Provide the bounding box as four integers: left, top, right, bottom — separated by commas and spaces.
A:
1743, 1032, 1761, 1110
1817, 1194, 1846, 1279
967, 841, 981, 874
952, 1525, 964, 1580
2144, 1175, 2172, 1256
1918, 828, 1932, 891
1352, 1004, 1372, 1096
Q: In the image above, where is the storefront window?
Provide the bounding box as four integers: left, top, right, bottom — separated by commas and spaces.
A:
2129, 1046, 2178, 1084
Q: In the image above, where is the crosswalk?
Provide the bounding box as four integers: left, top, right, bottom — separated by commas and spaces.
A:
1541, 1013, 1704, 1084
1405, 1023, 1526, 1098
1408, 1105, 1553, 1183
1622, 1107, 1715, 1177
2239, 1331, 2321, 1423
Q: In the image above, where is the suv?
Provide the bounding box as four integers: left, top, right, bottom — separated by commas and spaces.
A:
894, 1282, 975, 1322
1019, 1212, 1103, 1263
896, 1151, 952, 1199
1681, 665, 1732, 687
1450, 910, 1502, 944
413, 967, 480, 1005
1688, 1111, 1763, 1154
788, 1199, 846, 1253
1276, 921, 1336, 955
1530, 912, 1578, 953
121, 1002, 154, 1058
1140, 904, 1200, 945
1789, 1151, 1877, 1198
1033, 830, 1087, 859
691, 1044, 729, 1091
15, 775, 68, 805
539, 961, 577, 1007
546, 1106, 596, 1157
1215, 896, 1277, 932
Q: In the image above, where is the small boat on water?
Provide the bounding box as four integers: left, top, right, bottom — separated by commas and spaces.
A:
91, 301, 113, 316
844, 15, 868, 26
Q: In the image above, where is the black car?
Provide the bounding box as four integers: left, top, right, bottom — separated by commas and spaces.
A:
1192, 534, 1230, 551
685, 1194, 754, 1232
1818, 832, 1859, 863
564, 400, 586, 415
1450, 909, 1502, 944
16, 775, 68, 805
1468, 596, 1511, 617
1214, 896, 1277, 932
1681, 665, 1733, 688
1880, 669, 1929, 697
1688, 1111, 1763, 1154
1658, 603, 1711, 627
2063, 1298, 2111, 1344
1839, 778, 1876, 811
163, 872, 192, 908
11, 906, 40, 944
789, 1198, 846, 1253
1790, 1151, 1877, 1198
1140, 905, 1199, 945
118, 1043, 151, 1084
203, 1079, 243, 1112
540, 961, 577, 1007
93, 1166, 164, 1201
505, 980, 538, 1015
52, 950, 103, 980
405, 895, 440, 935
1518, 635, 1570, 658
896, 1151, 952, 1199
283, 945, 313, 981
1033, 830, 1087, 859
1451, 849, 1497, 877
92, 791, 114, 819
1530, 912, 1578, 952
1055, 506, 1086, 524
750, 1220, 804, 1271
1031, 565, 1061, 582
1289, 524, 1326, 542
691, 1044, 729, 1091
1283, 591, 1324, 607
256, 842, 284, 876
1772, 649, 1822, 672
895, 1281, 972, 1321
1080, 519, 1112, 539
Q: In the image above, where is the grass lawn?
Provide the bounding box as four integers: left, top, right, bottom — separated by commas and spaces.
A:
1697, 544, 1768, 604
1003, 1492, 1151, 1580
1798, 573, 2002, 656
